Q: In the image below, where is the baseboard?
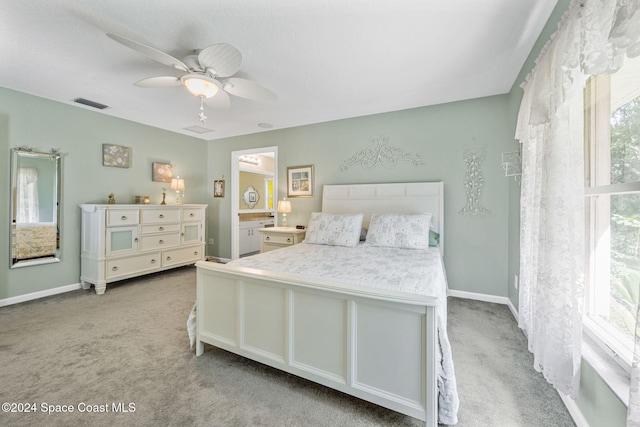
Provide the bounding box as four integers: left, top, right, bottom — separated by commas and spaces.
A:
448, 289, 519, 320
0, 282, 83, 307
448, 289, 511, 305
558, 392, 590, 427
506, 299, 519, 321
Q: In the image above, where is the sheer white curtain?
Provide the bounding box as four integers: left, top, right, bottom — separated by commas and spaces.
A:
17, 167, 39, 223
515, 0, 640, 405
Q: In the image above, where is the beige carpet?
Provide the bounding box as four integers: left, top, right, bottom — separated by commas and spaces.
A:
0, 266, 574, 426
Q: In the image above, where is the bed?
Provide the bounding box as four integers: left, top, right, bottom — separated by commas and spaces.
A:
12, 222, 57, 261
194, 182, 458, 426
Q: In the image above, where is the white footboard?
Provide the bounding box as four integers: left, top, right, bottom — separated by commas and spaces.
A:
196, 261, 438, 426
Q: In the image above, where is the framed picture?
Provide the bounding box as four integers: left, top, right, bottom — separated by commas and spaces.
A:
152, 162, 172, 183
287, 165, 314, 198
103, 144, 131, 168
214, 180, 225, 197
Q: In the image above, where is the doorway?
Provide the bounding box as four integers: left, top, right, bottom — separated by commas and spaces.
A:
231, 146, 278, 260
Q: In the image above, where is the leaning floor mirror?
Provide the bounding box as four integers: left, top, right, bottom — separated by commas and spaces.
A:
9, 148, 62, 268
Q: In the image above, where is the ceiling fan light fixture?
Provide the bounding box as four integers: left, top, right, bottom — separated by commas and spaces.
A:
181, 74, 221, 98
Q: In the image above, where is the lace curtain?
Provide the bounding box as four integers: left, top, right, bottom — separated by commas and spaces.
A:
17, 167, 39, 223
515, 0, 640, 407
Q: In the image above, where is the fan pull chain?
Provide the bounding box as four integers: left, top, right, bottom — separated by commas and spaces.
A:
198, 97, 208, 123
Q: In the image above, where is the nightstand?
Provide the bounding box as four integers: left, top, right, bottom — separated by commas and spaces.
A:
257, 227, 306, 253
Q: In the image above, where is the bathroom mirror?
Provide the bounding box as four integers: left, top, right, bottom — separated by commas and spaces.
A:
242, 185, 260, 209
9, 148, 62, 268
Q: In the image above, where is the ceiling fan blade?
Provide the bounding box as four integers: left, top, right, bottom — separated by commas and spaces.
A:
198, 43, 242, 78
106, 33, 189, 72
204, 90, 231, 110
222, 77, 277, 102
134, 76, 182, 88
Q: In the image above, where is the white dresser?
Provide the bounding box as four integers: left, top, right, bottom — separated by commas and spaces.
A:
80, 204, 206, 295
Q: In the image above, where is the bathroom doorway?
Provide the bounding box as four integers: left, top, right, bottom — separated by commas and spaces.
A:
230, 146, 278, 259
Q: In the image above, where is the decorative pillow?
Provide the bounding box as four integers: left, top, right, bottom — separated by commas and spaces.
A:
429, 229, 440, 247
305, 212, 364, 247
366, 213, 432, 249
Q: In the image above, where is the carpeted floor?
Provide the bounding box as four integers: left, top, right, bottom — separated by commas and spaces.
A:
0, 266, 575, 426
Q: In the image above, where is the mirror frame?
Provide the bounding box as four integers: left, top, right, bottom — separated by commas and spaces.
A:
9, 148, 62, 268
242, 185, 260, 209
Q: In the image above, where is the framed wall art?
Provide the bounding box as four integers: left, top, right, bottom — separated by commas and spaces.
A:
152, 162, 173, 183
214, 179, 225, 197
287, 165, 314, 198
103, 144, 131, 168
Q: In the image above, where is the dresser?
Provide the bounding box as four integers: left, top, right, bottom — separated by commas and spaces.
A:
257, 227, 306, 253
80, 204, 206, 295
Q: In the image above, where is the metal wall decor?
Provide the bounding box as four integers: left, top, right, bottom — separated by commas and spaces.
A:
501, 151, 522, 184
339, 135, 425, 171
459, 139, 490, 215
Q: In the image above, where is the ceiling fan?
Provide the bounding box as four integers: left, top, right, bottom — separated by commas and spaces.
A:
106, 33, 277, 123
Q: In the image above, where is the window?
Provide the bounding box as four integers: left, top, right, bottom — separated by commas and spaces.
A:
584, 55, 640, 369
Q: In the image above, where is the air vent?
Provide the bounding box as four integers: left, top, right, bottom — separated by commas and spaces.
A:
183, 125, 214, 134
73, 98, 110, 110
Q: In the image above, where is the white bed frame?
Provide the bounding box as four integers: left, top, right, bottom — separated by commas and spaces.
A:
195, 182, 444, 426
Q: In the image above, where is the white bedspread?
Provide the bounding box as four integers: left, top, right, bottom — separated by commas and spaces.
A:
229, 242, 459, 425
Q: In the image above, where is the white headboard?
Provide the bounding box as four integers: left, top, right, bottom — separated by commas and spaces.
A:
321, 182, 444, 254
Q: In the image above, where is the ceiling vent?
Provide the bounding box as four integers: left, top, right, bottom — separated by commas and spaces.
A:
73, 98, 110, 110
183, 125, 214, 134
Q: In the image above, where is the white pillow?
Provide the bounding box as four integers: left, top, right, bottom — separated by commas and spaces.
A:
305, 212, 364, 247
366, 213, 432, 249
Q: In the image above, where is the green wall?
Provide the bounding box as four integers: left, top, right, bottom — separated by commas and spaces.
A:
207, 95, 510, 296
0, 87, 208, 299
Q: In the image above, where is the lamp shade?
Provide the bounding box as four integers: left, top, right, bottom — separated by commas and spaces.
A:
170, 177, 185, 191
277, 200, 292, 214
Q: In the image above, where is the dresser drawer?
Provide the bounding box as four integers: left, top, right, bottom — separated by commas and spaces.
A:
263, 233, 296, 245
162, 245, 203, 267
107, 209, 139, 226
106, 252, 160, 279
140, 223, 180, 234
182, 208, 203, 222
140, 209, 180, 224
139, 232, 181, 252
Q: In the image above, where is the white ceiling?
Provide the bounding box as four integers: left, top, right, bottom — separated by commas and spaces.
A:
0, 0, 558, 141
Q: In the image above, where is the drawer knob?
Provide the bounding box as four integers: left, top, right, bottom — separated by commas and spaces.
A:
112, 266, 118, 271
265, 236, 270, 240
121, 215, 127, 220
287, 238, 291, 242
166, 256, 171, 261
194, 251, 199, 255
159, 214, 164, 218
190, 213, 195, 217
159, 239, 164, 244
159, 226, 164, 231
151, 259, 157, 264
134, 238, 139, 242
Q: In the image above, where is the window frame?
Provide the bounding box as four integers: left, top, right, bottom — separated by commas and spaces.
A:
583, 74, 640, 374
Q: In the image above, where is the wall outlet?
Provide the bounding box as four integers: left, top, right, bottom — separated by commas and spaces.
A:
514, 274, 519, 290
208, 238, 214, 245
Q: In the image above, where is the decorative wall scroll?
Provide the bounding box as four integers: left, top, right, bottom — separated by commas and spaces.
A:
459, 139, 490, 215
501, 151, 522, 184
339, 135, 425, 171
